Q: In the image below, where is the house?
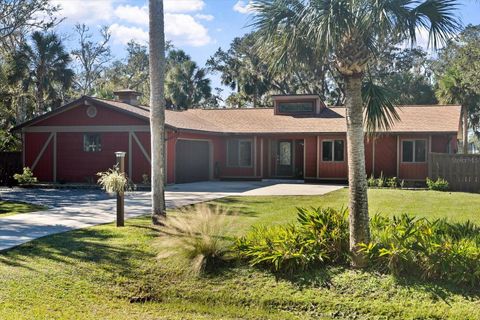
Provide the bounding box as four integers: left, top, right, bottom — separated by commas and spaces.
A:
12, 90, 461, 184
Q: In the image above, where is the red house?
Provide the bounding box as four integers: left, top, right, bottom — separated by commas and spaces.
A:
13, 90, 461, 184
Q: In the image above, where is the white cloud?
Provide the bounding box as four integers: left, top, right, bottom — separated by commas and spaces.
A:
114, 5, 149, 25
233, 0, 254, 14
108, 23, 149, 45
165, 13, 211, 46
165, 0, 205, 13
51, 0, 116, 24
195, 14, 214, 21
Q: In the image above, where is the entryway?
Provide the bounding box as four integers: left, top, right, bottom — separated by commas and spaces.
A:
271, 139, 304, 178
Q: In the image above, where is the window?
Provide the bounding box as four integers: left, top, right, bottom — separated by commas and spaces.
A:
83, 133, 101, 152
322, 140, 344, 161
277, 101, 314, 114
402, 139, 427, 162
227, 139, 252, 167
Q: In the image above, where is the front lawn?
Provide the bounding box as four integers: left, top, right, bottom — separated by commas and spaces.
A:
0, 200, 45, 218
0, 189, 479, 319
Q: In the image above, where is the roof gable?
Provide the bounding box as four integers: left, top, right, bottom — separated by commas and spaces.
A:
12, 96, 150, 131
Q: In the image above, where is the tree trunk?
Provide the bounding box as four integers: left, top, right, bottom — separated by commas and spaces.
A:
463, 105, 468, 154
344, 75, 370, 268
149, 0, 166, 224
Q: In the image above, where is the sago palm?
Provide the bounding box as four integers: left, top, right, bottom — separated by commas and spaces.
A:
251, 0, 460, 267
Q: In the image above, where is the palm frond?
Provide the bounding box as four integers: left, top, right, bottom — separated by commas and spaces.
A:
362, 77, 400, 133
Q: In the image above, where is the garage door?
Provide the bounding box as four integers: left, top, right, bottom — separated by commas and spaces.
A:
175, 140, 210, 183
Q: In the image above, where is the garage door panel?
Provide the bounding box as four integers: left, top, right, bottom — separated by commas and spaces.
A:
175, 140, 210, 183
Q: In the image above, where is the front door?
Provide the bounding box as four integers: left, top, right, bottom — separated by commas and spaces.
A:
275, 140, 293, 176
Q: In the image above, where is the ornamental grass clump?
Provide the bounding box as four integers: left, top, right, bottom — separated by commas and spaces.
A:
234, 207, 349, 274
156, 204, 234, 275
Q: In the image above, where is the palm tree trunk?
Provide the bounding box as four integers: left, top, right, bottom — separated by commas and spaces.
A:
149, 0, 166, 224
344, 75, 370, 268
463, 105, 468, 154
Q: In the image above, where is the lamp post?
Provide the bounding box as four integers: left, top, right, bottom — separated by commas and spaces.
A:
115, 151, 126, 227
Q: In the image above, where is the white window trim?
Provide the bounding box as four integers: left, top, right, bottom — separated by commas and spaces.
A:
321, 139, 345, 162
401, 139, 427, 163
226, 138, 253, 168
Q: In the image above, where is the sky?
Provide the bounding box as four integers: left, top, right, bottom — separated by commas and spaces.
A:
50, 0, 480, 96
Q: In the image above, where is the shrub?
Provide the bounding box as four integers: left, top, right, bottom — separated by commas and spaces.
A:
386, 177, 399, 188
376, 172, 385, 188
426, 177, 449, 191
97, 166, 130, 194
13, 167, 38, 185
360, 214, 480, 286
367, 174, 376, 187
234, 207, 349, 273
157, 204, 234, 275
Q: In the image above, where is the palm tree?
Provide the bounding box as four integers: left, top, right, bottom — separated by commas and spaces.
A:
252, 0, 460, 267
10, 31, 73, 115
165, 59, 211, 109
436, 67, 478, 154
149, 0, 167, 224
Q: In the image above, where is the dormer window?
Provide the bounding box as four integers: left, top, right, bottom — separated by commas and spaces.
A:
278, 101, 314, 114
272, 94, 324, 115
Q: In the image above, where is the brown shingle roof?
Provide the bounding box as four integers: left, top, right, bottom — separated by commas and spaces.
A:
12, 95, 461, 135
165, 105, 461, 134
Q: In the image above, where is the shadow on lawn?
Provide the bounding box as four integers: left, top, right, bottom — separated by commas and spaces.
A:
277, 265, 480, 301
0, 223, 159, 279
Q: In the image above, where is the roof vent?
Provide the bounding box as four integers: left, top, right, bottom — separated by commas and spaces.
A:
114, 89, 141, 106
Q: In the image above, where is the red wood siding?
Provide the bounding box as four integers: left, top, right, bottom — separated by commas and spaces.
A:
304, 136, 317, 178
56, 132, 129, 183
318, 134, 348, 179
131, 132, 151, 183
34, 103, 147, 126
25, 132, 53, 182
398, 134, 428, 180
373, 135, 398, 177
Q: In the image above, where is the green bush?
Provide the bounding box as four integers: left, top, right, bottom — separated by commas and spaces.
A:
234, 207, 349, 273
235, 206, 480, 286
386, 177, 399, 188
426, 177, 449, 191
367, 174, 376, 187
376, 172, 385, 188
13, 167, 38, 185
360, 214, 480, 286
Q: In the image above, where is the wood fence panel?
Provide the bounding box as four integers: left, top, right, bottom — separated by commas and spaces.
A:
429, 153, 480, 192
0, 152, 21, 186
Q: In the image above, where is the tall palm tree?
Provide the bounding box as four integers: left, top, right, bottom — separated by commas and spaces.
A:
149, 0, 167, 224
165, 59, 211, 109
436, 67, 478, 154
10, 31, 73, 115
252, 0, 460, 267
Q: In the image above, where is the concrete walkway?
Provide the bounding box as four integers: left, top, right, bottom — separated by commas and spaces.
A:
0, 181, 344, 251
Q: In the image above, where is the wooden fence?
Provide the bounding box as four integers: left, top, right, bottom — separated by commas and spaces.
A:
0, 152, 21, 186
429, 153, 480, 193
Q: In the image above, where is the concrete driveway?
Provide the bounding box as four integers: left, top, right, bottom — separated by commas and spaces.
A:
0, 181, 344, 251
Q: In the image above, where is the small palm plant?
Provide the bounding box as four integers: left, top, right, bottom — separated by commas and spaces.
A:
156, 204, 234, 275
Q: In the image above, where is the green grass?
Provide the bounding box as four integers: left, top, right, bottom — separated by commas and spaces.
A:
0, 189, 479, 319
0, 200, 45, 217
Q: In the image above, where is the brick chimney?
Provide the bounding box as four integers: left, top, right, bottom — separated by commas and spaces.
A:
114, 89, 141, 106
